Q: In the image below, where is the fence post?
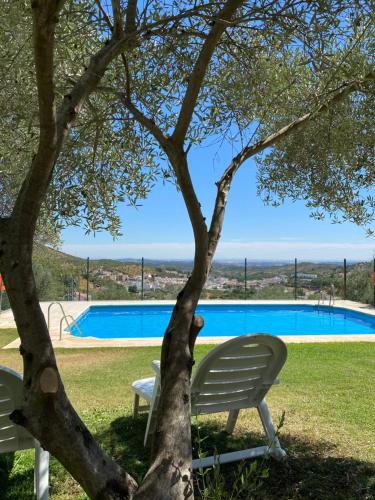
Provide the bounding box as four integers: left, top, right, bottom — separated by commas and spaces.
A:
373, 258, 375, 307
294, 258, 297, 300
86, 257, 90, 301
141, 257, 144, 300
244, 257, 247, 299
343, 258, 347, 300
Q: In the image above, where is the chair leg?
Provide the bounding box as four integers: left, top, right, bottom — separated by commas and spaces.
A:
257, 399, 286, 460
225, 409, 240, 434
144, 405, 155, 447
35, 441, 49, 500
133, 393, 140, 418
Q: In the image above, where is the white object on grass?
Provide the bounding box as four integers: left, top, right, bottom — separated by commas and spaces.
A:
132, 333, 287, 468
0, 365, 49, 499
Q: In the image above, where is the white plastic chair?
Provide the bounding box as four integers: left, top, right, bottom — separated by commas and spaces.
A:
132, 333, 287, 468
0, 366, 49, 499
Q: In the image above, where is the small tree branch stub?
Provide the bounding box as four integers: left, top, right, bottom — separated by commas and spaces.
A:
40, 367, 59, 394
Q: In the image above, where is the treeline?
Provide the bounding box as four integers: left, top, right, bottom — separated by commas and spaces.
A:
339, 264, 374, 304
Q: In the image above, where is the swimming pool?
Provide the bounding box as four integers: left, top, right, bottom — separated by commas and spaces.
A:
70, 304, 375, 339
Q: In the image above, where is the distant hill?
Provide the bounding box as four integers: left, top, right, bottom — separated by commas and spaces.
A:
0, 245, 370, 309
31, 244, 155, 302
33, 243, 83, 266
34, 244, 149, 276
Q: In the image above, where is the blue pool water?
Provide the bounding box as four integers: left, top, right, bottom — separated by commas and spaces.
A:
70, 304, 375, 339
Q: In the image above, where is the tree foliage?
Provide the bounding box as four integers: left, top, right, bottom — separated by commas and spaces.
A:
80, 1, 375, 235
0, 0, 158, 238
2, 1, 374, 236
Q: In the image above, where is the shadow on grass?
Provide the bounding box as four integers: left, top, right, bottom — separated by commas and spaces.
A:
97, 414, 375, 500
0, 452, 15, 492
0, 451, 36, 500
1, 415, 374, 499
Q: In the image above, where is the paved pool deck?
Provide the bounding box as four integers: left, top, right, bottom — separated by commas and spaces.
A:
1, 299, 375, 349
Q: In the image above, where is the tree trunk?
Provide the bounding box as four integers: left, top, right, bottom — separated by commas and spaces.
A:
135, 265, 208, 499
0, 218, 138, 499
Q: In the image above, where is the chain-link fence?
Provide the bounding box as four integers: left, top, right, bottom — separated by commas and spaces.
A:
1, 257, 374, 311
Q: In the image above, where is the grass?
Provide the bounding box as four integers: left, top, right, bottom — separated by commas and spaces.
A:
1, 329, 374, 499
0, 329, 18, 348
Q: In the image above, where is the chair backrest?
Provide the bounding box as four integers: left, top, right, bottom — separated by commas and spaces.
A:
0, 366, 35, 453
191, 334, 287, 416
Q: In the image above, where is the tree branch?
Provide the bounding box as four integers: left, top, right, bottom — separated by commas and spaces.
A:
13, 22, 140, 241
115, 96, 209, 258
96, 86, 209, 272
11, 0, 65, 239
55, 37, 137, 151
98, 87, 170, 150
139, 2, 222, 32
112, 0, 124, 38
208, 73, 375, 254
126, 101, 171, 151
171, 0, 244, 146
95, 0, 113, 31
125, 0, 138, 35
122, 54, 132, 100
223, 73, 374, 184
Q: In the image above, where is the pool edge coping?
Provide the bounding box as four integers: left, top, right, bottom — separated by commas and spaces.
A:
3, 299, 375, 348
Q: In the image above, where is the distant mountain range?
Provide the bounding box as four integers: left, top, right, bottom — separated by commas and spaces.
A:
23, 245, 371, 305
35, 246, 362, 270
116, 258, 362, 267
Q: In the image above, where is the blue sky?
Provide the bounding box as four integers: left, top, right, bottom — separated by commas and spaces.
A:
62, 139, 375, 262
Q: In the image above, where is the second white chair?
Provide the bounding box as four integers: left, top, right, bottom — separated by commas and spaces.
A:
0, 365, 49, 500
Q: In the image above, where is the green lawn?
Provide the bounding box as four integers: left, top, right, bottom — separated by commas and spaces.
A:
0, 329, 19, 349
1, 329, 374, 499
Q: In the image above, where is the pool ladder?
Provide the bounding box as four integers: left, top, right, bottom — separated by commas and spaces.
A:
329, 285, 335, 307
47, 302, 84, 340
316, 285, 335, 312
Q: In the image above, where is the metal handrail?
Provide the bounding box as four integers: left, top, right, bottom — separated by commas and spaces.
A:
317, 286, 335, 312
328, 285, 335, 307
60, 315, 84, 340
316, 289, 325, 310
47, 302, 69, 331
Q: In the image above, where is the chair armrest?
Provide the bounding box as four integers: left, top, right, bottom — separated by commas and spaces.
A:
151, 360, 161, 375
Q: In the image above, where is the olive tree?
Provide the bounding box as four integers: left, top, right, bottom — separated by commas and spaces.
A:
0, 1, 374, 499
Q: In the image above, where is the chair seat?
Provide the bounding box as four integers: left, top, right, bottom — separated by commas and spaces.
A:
132, 377, 155, 402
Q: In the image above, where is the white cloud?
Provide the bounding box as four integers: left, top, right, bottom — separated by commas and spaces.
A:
61, 240, 375, 261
